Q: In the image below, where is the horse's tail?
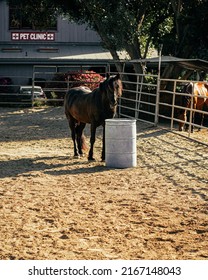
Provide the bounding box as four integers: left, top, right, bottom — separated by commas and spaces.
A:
81, 133, 88, 150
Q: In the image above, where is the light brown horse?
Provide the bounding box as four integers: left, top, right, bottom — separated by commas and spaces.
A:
178, 82, 208, 131
64, 73, 123, 161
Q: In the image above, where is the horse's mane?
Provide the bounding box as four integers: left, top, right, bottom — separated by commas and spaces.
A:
98, 74, 122, 94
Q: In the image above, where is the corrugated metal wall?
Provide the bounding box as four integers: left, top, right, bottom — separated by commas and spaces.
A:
0, 1, 9, 41
56, 19, 100, 43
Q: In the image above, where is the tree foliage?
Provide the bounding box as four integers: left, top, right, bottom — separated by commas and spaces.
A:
7, 0, 59, 30
5, 0, 208, 69
54, 0, 173, 60
168, 0, 208, 59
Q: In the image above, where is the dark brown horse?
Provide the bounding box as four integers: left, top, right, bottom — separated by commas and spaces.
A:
64, 73, 123, 161
178, 82, 208, 132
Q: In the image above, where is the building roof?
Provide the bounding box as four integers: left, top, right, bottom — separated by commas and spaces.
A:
130, 56, 208, 72
1, 43, 208, 72
0, 43, 127, 64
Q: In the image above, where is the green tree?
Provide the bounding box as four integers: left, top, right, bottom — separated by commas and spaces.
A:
6, 0, 172, 72
7, 0, 59, 30
169, 0, 208, 59
5, 0, 208, 75
55, 1, 172, 62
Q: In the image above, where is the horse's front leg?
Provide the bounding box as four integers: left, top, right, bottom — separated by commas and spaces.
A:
88, 123, 97, 161
191, 111, 195, 132
200, 113, 204, 130
189, 103, 197, 132
178, 110, 186, 131
101, 123, 105, 161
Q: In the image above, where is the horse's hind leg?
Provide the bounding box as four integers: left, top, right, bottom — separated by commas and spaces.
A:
75, 122, 86, 157
67, 116, 79, 158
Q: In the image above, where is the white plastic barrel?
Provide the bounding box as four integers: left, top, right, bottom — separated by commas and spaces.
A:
105, 118, 137, 168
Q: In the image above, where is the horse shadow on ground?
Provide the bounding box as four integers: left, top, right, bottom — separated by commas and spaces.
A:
0, 156, 109, 179
44, 164, 110, 176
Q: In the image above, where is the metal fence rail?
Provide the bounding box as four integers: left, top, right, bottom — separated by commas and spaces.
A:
32, 64, 108, 105
115, 71, 158, 124
1, 64, 207, 142
0, 75, 35, 106
158, 78, 208, 136
0, 64, 108, 106
117, 73, 208, 137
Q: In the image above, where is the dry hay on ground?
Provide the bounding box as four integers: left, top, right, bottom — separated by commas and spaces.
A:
0, 106, 208, 260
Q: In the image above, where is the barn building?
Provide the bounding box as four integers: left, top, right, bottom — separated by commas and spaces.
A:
0, 0, 117, 89
1, 0, 208, 98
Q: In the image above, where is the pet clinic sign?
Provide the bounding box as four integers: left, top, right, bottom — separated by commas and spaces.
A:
11, 32, 55, 41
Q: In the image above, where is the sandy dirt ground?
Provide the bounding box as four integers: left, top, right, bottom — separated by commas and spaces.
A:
0, 106, 208, 260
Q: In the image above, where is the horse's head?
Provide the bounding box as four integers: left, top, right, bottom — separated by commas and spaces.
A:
100, 73, 123, 109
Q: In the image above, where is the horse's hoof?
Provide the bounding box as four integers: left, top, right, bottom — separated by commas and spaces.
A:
88, 157, 96, 161
79, 153, 85, 158
73, 155, 80, 159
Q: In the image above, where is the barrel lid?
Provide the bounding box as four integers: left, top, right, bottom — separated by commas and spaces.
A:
105, 118, 136, 125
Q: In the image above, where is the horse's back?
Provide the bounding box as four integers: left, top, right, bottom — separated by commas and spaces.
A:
64, 86, 99, 123
65, 86, 90, 101
65, 86, 90, 108
181, 82, 208, 106
193, 83, 208, 108
194, 82, 207, 96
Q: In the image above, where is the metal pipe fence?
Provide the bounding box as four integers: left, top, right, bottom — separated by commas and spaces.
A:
0, 75, 35, 106
114, 71, 158, 124
1, 65, 207, 141
0, 64, 108, 106
117, 74, 208, 138
157, 78, 208, 136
